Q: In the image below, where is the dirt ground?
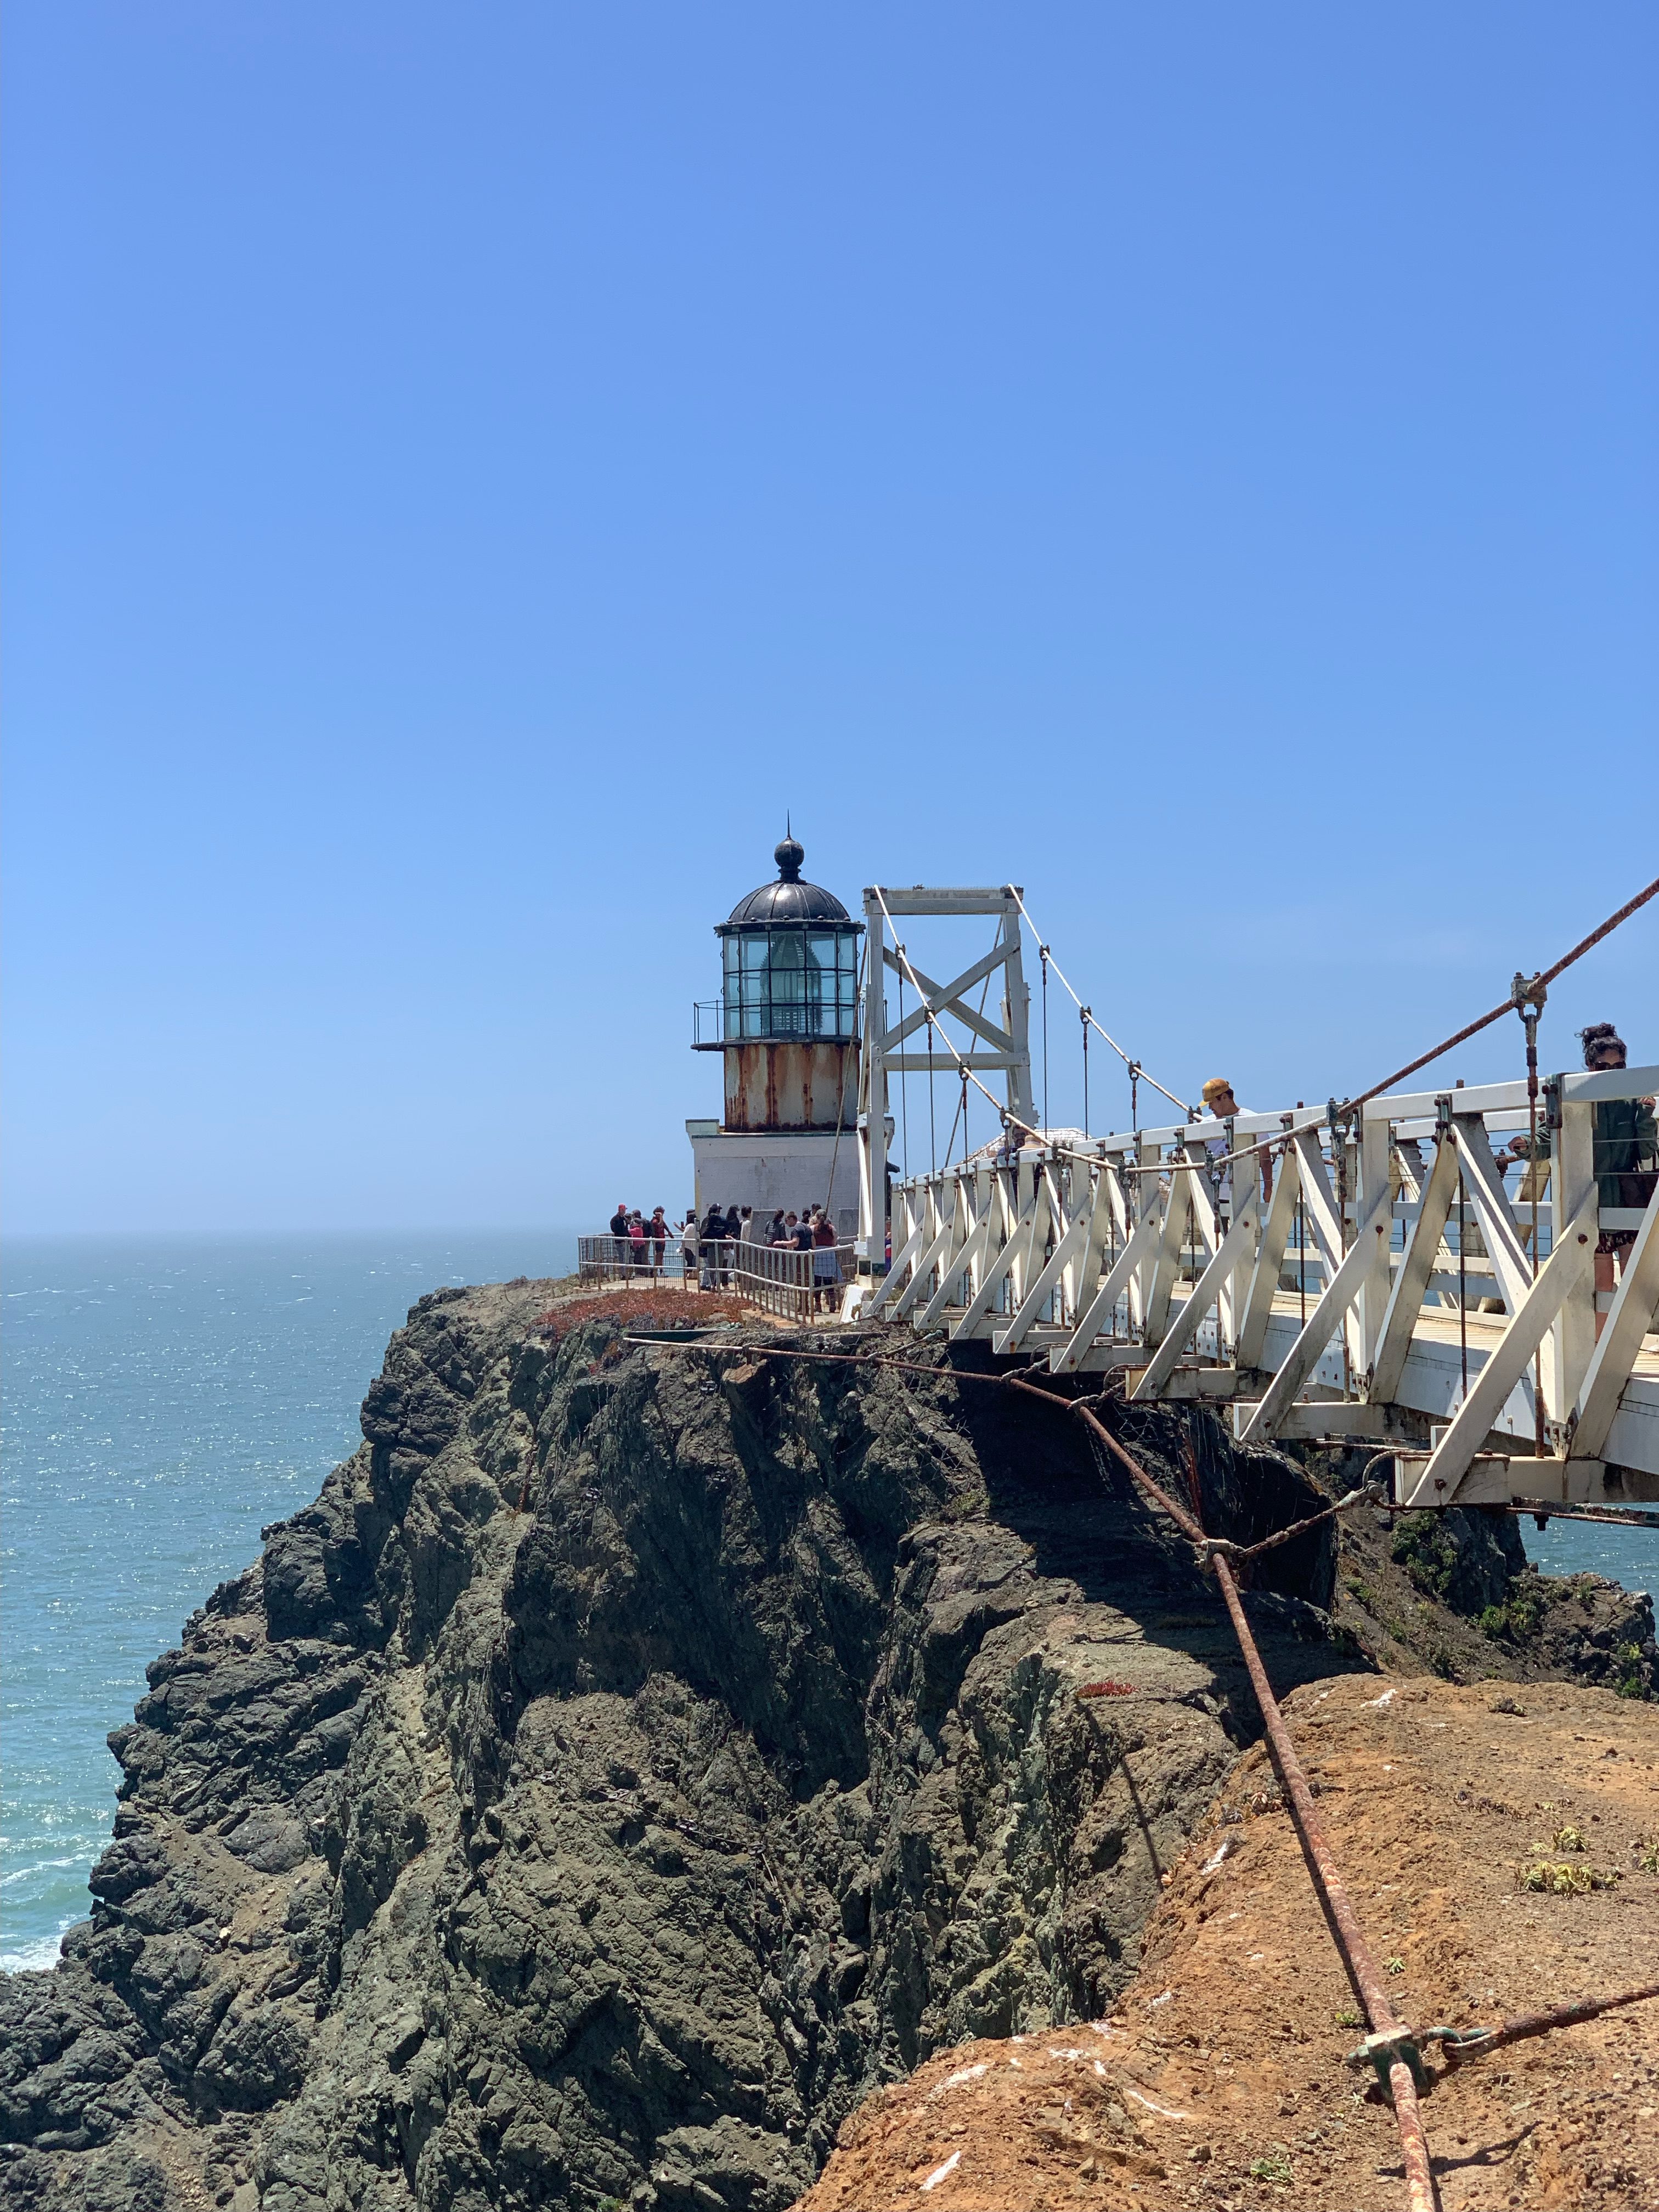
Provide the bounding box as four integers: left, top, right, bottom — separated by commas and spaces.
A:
794, 1675, 1659, 2212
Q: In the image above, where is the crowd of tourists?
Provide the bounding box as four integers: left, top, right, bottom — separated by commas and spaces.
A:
606, 1204, 674, 1272
604, 1199, 846, 1307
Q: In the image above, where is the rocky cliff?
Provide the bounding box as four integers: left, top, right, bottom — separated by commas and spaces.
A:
1, 1280, 1648, 2212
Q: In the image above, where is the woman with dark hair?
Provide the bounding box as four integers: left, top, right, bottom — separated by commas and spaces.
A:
1515, 1024, 1656, 1339
701, 1203, 726, 1289
812, 1208, 842, 1311
1580, 1023, 1657, 1267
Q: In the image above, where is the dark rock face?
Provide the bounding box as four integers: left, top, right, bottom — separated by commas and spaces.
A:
1389, 1506, 1529, 1617
1328, 1464, 1659, 1700
1, 1285, 1362, 2212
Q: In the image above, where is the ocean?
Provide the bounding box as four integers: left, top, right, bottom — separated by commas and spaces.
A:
1, 1232, 577, 1973
1, 1230, 1652, 1974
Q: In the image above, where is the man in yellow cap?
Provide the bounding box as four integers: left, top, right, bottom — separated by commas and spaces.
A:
1200, 1077, 1272, 1206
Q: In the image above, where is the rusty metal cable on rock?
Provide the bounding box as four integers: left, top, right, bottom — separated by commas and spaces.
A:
1001, 1383, 1439, 2212
1204, 1550, 1436, 2211
1425, 1983, 1659, 2067
980, 1380, 1435, 2204
1194, 1469, 1393, 1566
621, 1335, 1030, 1384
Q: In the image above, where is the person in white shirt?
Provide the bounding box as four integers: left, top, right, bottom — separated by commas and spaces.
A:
1199, 1077, 1272, 1211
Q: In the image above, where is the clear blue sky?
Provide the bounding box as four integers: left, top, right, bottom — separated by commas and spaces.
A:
4, 2, 1655, 1234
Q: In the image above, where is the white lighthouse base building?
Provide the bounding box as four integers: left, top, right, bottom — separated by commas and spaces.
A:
685, 1121, 859, 1240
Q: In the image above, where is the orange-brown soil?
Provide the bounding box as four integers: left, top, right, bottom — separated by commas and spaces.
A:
795, 1675, 1659, 2211
531, 1283, 754, 1338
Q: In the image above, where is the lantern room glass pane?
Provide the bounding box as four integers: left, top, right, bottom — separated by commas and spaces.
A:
718, 924, 861, 1041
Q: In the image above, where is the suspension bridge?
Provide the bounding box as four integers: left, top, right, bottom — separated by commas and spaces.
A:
853, 878, 1659, 1514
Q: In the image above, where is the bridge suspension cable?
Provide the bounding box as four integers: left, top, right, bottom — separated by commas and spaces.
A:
1008, 888, 1192, 1117
877, 866, 1659, 1203
873, 889, 1289, 1181
1344, 870, 1659, 1114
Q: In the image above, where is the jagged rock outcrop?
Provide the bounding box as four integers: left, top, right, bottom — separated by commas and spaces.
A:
0, 1283, 1504, 2210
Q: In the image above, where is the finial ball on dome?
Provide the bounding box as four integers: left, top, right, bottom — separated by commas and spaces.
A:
721, 832, 853, 925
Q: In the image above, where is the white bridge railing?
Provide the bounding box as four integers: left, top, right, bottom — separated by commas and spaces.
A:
869, 1066, 1659, 1510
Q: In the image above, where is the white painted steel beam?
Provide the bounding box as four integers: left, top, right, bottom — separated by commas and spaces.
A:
1131, 1192, 1262, 1400
1396, 1199, 1598, 1506
1370, 1132, 1460, 1403
1570, 1183, 1659, 1462
1049, 1207, 1164, 1374
1238, 1189, 1392, 1443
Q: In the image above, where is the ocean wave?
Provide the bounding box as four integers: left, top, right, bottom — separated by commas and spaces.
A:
0, 1855, 93, 1889
0, 1932, 66, 1975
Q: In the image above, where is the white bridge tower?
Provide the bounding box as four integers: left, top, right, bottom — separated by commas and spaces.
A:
856, 885, 1035, 1264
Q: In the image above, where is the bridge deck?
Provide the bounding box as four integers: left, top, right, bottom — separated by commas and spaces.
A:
929, 1283, 1659, 1489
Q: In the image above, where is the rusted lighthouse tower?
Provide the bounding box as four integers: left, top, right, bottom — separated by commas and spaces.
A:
686, 834, 863, 1233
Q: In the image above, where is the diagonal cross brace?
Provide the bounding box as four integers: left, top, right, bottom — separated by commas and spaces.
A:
1049, 1205, 1165, 1373
1132, 1197, 1262, 1400
881, 943, 1016, 1054
1398, 1200, 1598, 1505
1240, 1189, 1393, 1443
1569, 1181, 1659, 1461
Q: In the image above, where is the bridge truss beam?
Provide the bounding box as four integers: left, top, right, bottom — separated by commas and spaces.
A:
873, 1065, 1659, 1509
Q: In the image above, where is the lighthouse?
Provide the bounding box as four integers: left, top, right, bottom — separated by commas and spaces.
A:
686, 835, 864, 1234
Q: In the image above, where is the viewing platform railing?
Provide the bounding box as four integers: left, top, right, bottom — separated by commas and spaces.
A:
578, 1232, 856, 1322
730, 1237, 855, 1321
578, 1235, 691, 1284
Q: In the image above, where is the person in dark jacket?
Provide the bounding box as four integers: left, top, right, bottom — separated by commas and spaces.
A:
1578, 1025, 1657, 1209
1511, 1023, 1656, 1340
1582, 1024, 1656, 1340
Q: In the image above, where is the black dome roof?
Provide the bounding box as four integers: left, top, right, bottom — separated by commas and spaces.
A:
722, 837, 858, 929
